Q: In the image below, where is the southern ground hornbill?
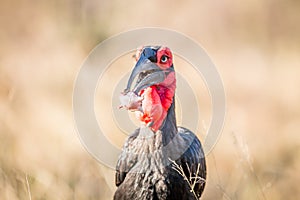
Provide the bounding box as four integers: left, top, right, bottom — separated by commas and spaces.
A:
115, 46, 206, 200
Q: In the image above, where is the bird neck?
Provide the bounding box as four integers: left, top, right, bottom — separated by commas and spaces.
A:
160, 99, 177, 146
137, 99, 177, 148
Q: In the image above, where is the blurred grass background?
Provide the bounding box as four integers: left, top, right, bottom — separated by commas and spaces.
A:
1, 0, 300, 199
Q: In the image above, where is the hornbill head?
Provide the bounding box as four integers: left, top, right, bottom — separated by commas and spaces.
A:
120, 46, 176, 132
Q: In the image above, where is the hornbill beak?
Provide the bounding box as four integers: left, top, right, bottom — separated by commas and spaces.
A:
125, 48, 171, 94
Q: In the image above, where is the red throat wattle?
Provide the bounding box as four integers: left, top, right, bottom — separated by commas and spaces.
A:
137, 71, 176, 132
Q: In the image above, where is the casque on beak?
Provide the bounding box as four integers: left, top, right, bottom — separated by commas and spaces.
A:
125, 47, 167, 94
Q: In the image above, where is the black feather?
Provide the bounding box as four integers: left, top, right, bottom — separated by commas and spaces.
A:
114, 100, 206, 200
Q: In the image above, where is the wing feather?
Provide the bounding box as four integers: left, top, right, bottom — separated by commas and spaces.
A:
177, 127, 207, 198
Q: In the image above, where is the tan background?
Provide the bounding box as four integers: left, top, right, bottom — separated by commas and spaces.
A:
1, 0, 299, 199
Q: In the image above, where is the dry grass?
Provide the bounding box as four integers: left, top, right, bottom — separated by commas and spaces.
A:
169, 159, 206, 199
231, 132, 267, 200
1, 0, 300, 199
25, 174, 32, 200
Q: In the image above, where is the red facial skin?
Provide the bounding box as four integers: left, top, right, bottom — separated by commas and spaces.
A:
135, 47, 176, 132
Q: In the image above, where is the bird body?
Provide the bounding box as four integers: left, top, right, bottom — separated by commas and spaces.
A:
115, 46, 206, 200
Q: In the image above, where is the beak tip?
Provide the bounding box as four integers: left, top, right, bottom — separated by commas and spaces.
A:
122, 88, 129, 94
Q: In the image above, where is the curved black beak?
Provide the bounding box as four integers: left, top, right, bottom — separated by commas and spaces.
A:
125, 48, 168, 94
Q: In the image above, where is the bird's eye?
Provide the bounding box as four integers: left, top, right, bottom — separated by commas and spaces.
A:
160, 55, 168, 63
